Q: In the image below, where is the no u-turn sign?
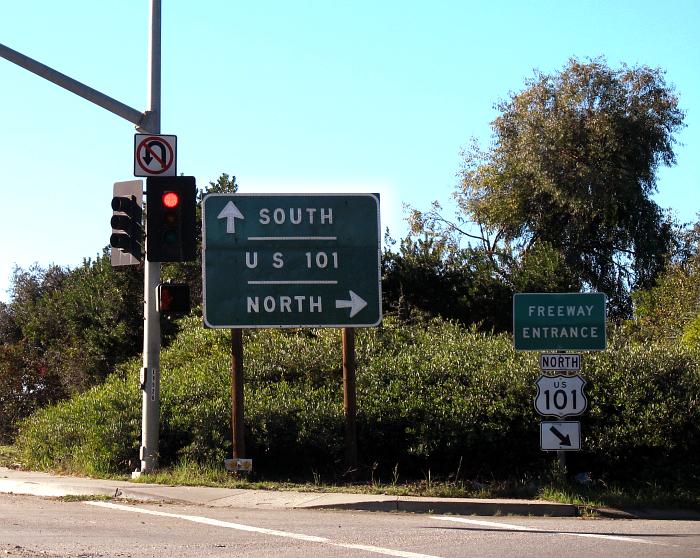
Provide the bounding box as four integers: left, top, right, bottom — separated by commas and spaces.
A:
134, 134, 177, 177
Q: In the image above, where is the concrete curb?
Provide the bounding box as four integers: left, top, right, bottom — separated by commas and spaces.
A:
5, 467, 696, 519
303, 496, 578, 517
590, 506, 700, 521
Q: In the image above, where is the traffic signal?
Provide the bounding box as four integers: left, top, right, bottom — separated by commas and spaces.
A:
110, 180, 143, 266
146, 176, 197, 262
157, 283, 191, 316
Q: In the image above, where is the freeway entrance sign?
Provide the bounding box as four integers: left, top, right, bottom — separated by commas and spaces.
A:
202, 193, 382, 328
513, 293, 607, 351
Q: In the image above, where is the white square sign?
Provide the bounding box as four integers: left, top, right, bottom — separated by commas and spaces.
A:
134, 134, 177, 177
540, 421, 581, 451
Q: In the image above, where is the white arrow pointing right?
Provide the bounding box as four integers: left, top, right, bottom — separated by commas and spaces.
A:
217, 201, 245, 234
335, 290, 368, 318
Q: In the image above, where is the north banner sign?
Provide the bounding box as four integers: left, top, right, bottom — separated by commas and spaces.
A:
539, 353, 581, 371
513, 293, 606, 351
202, 193, 381, 328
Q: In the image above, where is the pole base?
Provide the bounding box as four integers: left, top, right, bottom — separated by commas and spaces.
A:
224, 458, 253, 473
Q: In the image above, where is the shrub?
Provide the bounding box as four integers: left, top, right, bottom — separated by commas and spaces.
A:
17, 367, 140, 475
15, 317, 700, 487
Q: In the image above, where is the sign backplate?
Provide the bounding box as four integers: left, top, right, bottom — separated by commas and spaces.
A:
110, 180, 143, 267
539, 353, 582, 371
134, 134, 177, 177
540, 421, 581, 451
513, 292, 606, 351
534, 374, 588, 418
202, 193, 381, 328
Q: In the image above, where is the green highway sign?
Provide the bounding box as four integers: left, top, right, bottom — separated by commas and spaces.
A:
513, 292, 606, 351
202, 193, 382, 328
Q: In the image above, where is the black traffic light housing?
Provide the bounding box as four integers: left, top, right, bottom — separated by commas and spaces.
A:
146, 176, 197, 262
110, 181, 143, 265
157, 283, 191, 316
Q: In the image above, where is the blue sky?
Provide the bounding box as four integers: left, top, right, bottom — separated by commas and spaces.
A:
1, 0, 698, 300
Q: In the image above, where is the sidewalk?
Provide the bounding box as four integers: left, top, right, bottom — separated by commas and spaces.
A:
1, 467, 696, 519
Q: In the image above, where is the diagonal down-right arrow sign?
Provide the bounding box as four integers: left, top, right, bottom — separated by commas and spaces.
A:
540, 421, 581, 451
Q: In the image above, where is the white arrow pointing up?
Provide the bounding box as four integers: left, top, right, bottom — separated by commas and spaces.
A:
335, 291, 368, 318
217, 201, 245, 234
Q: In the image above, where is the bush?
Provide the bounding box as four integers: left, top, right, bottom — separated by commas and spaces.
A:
17, 368, 140, 475
582, 344, 700, 483
15, 317, 700, 487
355, 322, 542, 479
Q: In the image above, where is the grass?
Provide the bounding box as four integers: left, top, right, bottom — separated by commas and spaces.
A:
126, 458, 700, 511
538, 482, 700, 512
54, 494, 113, 502
5, 445, 697, 511
0, 445, 21, 468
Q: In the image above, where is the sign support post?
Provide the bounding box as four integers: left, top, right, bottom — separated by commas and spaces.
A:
230, 329, 245, 463
556, 351, 567, 472
343, 328, 358, 474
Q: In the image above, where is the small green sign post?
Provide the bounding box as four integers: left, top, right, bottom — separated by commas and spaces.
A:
513, 292, 606, 351
202, 193, 382, 328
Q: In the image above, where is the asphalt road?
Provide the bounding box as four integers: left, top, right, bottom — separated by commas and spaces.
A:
2, 493, 699, 558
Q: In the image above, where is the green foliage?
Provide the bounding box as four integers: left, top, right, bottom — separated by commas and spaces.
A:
0, 255, 142, 443
381, 235, 510, 327
628, 219, 700, 346
382, 235, 578, 331
0, 173, 239, 444
15, 317, 700, 488
413, 57, 685, 319
0, 342, 62, 444
509, 241, 581, 294
683, 316, 700, 347
355, 322, 541, 478
582, 344, 700, 482
17, 367, 140, 475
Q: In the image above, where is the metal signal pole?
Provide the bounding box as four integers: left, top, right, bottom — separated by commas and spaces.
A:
0, 0, 165, 477
137, 0, 163, 476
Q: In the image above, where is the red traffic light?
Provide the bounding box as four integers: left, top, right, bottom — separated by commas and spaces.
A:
146, 176, 197, 262
157, 283, 190, 315
162, 191, 180, 208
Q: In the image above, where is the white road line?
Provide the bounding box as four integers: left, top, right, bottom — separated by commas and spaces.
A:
86, 501, 443, 558
432, 516, 676, 547
247, 280, 338, 285
248, 236, 337, 241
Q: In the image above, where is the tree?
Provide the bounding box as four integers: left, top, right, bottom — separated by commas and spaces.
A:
0, 254, 143, 442
630, 218, 700, 345
415, 58, 685, 318
382, 234, 578, 332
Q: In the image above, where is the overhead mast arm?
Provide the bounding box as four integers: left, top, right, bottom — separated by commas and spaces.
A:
0, 42, 156, 132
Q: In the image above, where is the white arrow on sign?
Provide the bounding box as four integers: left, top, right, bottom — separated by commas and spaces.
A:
217, 201, 245, 233
335, 291, 367, 318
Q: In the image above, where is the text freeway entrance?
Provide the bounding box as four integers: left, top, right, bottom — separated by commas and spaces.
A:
202, 193, 382, 328
513, 292, 607, 351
